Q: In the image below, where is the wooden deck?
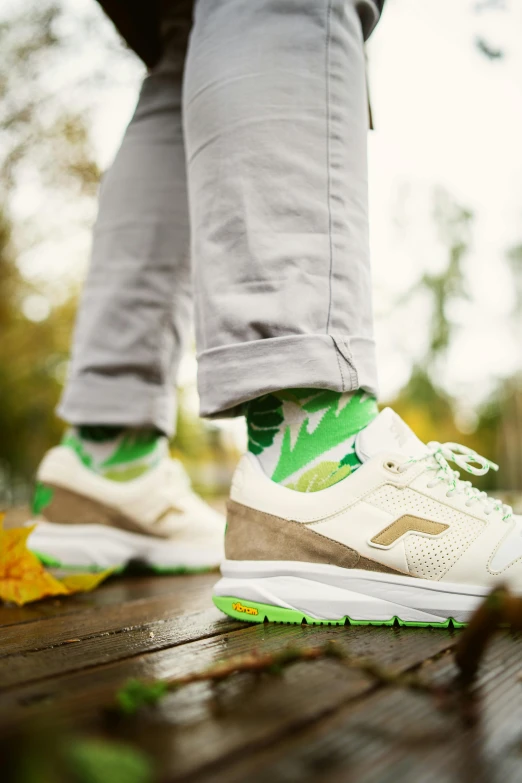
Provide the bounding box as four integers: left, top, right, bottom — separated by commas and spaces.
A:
1, 571, 522, 782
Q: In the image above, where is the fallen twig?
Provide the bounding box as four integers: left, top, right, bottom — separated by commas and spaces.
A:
115, 587, 522, 717
115, 641, 444, 715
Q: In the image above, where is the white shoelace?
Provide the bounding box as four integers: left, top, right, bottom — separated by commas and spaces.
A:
398, 442, 512, 520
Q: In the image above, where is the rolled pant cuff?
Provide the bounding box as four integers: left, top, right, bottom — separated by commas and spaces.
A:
197, 334, 378, 418
57, 373, 176, 437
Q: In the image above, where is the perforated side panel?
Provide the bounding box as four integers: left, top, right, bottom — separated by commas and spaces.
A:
366, 485, 484, 579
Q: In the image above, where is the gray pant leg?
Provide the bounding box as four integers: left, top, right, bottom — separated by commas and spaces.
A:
58, 3, 193, 437
184, 0, 380, 418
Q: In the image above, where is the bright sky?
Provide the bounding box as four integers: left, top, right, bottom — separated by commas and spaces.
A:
10, 0, 522, 424
367, 0, 522, 409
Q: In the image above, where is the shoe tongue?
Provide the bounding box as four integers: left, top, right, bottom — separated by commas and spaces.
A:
355, 407, 427, 461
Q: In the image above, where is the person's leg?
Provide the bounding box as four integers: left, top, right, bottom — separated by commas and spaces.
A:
58, 6, 193, 439
30, 1, 225, 571
184, 0, 380, 491
54, 4, 194, 483
192, 1, 522, 627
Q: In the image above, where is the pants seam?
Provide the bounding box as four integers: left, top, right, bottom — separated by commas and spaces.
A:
341, 337, 359, 389
334, 343, 346, 392
325, 0, 334, 334
332, 335, 359, 390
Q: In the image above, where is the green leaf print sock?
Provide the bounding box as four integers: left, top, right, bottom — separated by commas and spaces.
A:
61, 426, 167, 482
245, 389, 378, 492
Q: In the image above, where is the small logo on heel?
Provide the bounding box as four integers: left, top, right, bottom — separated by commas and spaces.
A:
232, 601, 259, 616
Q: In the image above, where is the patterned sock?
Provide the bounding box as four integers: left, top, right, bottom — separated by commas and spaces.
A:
246, 389, 378, 492
62, 426, 167, 482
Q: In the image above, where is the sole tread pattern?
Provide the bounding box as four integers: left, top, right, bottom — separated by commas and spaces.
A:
213, 596, 467, 629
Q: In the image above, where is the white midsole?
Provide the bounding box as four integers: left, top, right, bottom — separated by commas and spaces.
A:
214, 559, 496, 623
27, 520, 222, 569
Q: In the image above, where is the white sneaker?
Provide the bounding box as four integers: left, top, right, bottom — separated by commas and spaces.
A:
29, 446, 225, 572
213, 408, 522, 626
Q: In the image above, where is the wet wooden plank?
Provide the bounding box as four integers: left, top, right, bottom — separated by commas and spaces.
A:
0, 573, 218, 628
1, 623, 460, 780
0, 574, 218, 655
0, 608, 242, 689
129, 626, 461, 781
1, 622, 458, 714
7, 565, 508, 783
205, 632, 522, 783
0, 572, 233, 688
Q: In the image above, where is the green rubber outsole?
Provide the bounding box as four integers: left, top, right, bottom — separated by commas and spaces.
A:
213, 596, 467, 628
33, 550, 218, 576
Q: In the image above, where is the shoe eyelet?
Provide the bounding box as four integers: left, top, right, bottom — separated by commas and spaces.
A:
384, 460, 399, 474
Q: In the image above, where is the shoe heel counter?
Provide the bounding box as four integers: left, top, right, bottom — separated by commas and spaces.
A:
225, 499, 277, 561
229, 456, 249, 502
37, 446, 82, 484
230, 453, 273, 501
224, 499, 245, 560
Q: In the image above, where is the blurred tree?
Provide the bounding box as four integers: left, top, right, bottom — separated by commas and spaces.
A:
392, 189, 473, 383
388, 189, 522, 491
423, 190, 473, 365
0, 3, 103, 202
474, 0, 507, 60
506, 243, 522, 320
391, 0, 522, 492
492, 245, 522, 490
0, 2, 103, 499
386, 191, 503, 489
475, 38, 504, 60
0, 209, 76, 497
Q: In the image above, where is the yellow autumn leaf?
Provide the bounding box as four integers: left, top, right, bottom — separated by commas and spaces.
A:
0, 517, 113, 606
60, 570, 113, 593
0, 520, 68, 605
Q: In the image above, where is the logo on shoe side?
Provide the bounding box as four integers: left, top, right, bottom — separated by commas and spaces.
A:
232, 601, 259, 616
390, 415, 410, 449
370, 515, 449, 548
